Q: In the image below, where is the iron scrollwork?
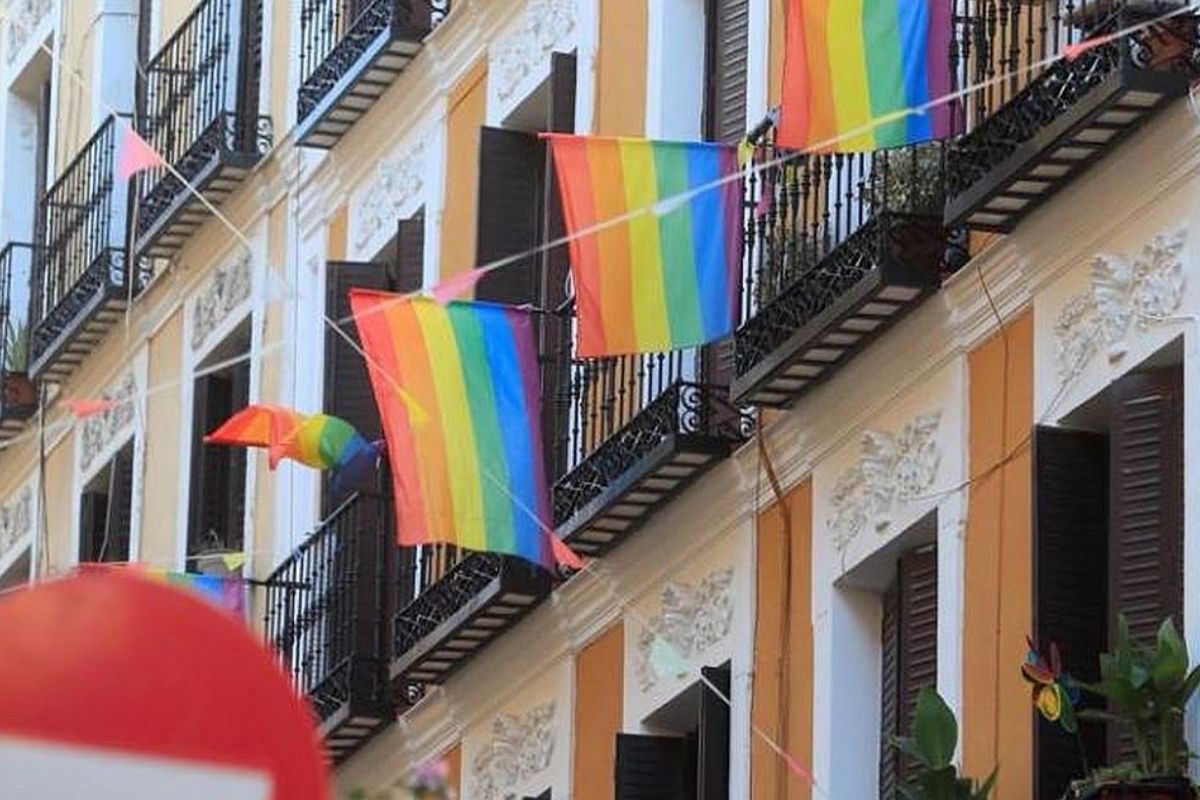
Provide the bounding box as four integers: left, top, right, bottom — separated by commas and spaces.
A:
393, 552, 503, 656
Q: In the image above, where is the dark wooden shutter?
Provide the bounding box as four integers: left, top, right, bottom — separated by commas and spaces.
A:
103, 442, 135, 562
474, 127, 544, 306
1033, 425, 1109, 800
615, 734, 688, 800
897, 546, 938, 783
393, 209, 425, 293
188, 372, 228, 556
878, 578, 901, 799
1109, 365, 1184, 762
324, 261, 390, 441
698, 662, 731, 800
541, 52, 577, 480
79, 489, 105, 562
704, 0, 749, 143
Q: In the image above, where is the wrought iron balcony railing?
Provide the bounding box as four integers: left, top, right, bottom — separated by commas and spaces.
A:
29, 116, 150, 382
296, 0, 449, 148
135, 0, 271, 258
732, 140, 949, 407
0, 242, 36, 439
264, 493, 403, 763
551, 356, 754, 556
946, 0, 1198, 231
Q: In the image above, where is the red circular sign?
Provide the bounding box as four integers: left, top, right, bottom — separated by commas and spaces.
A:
0, 569, 329, 800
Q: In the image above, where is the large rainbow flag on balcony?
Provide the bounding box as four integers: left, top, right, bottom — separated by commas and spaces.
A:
779, 0, 953, 152
349, 290, 581, 570
544, 135, 742, 357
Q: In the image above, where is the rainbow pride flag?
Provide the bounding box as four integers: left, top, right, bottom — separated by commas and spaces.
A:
779, 0, 953, 152
142, 568, 247, 618
544, 135, 742, 357
349, 290, 581, 570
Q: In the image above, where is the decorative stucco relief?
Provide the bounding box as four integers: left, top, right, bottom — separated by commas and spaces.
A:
470, 701, 556, 800
827, 410, 942, 553
1054, 227, 1187, 381
0, 483, 33, 563
79, 373, 137, 473
635, 567, 734, 691
6, 0, 53, 64
352, 145, 425, 253
492, 0, 576, 103
191, 253, 252, 351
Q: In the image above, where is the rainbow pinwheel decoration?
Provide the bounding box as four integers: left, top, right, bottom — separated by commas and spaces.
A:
1022, 637, 1081, 733
205, 405, 384, 497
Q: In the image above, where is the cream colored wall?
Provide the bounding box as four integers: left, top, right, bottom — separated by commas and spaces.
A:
157, 0, 199, 47
139, 309, 183, 567
54, 0, 99, 166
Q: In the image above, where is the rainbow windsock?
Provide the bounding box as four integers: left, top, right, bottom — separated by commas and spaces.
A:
544, 134, 742, 357
205, 405, 382, 496
779, 0, 953, 152
350, 290, 581, 570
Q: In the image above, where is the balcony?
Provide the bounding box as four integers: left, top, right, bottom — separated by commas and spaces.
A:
0, 243, 36, 441
946, 2, 1197, 232
550, 347, 753, 557
29, 116, 151, 383
134, 0, 272, 258
264, 494, 400, 763
389, 552, 553, 686
296, 0, 449, 148
732, 144, 947, 407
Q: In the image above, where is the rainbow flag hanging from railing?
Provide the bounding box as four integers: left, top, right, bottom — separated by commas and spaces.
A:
544, 135, 742, 358
349, 290, 581, 570
780, 0, 953, 152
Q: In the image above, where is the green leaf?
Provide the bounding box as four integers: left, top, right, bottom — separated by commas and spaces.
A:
913, 687, 958, 769
1059, 693, 1078, 734
1153, 618, 1188, 690
972, 768, 999, 800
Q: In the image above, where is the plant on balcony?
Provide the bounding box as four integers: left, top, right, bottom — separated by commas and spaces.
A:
1066, 616, 1200, 800
4, 319, 28, 373
867, 143, 945, 218
891, 686, 997, 800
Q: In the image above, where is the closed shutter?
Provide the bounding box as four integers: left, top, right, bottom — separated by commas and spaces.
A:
324, 261, 390, 440
393, 210, 425, 293
474, 127, 544, 306
615, 734, 688, 800
1033, 425, 1109, 800
897, 545, 938, 784
103, 442, 135, 562
541, 52, 577, 479
698, 662, 731, 800
704, 0, 749, 143
189, 373, 232, 555
1109, 365, 1184, 762
78, 490, 104, 562
878, 579, 901, 799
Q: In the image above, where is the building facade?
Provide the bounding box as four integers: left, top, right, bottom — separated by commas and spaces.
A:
0, 1, 1197, 798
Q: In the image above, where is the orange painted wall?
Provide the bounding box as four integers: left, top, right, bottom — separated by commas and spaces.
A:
769, 0, 786, 107
594, 0, 647, 136
752, 479, 813, 800
440, 61, 488, 280
444, 743, 462, 795
962, 310, 1034, 798
327, 204, 347, 261
574, 622, 624, 800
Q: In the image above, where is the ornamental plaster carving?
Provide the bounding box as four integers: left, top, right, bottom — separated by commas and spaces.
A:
827, 410, 942, 552
1054, 227, 1187, 381
0, 483, 32, 562
492, 0, 576, 103
635, 567, 734, 691
191, 254, 251, 351
352, 145, 425, 253
6, 0, 52, 64
79, 373, 137, 472
470, 701, 556, 800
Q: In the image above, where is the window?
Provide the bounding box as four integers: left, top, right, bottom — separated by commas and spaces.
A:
0, 548, 31, 590
79, 441, 135, 564
614, 662, 731, 799
1033, 357, 1184, 799
878, 544, 938, 798
187, 322, 251, 569
3, 54, 52, 245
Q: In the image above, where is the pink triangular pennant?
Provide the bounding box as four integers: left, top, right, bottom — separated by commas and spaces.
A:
431, 268, 485, 305
64, 398, 120, 419
550, 534, 583, 570
117, 126, 164, 181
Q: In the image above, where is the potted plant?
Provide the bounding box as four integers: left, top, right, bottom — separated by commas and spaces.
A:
2, 320, 34, 416
1068, 616, 1200, 799
891, 686, 997, 800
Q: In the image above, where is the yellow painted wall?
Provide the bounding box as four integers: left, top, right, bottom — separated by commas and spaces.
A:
157, 0, 198, 47
328, 204, 348, 262
439, 60, 488, 281
268, 0, 291, 131
768, 0, 786, 107
139, 309, 184, 566
574, 622, 624, 800
55, 0, 98, 166
752, 479, 813, 800
962, 311, 1033, 798
594, 0, 646, 136
42, 437, 74, 569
